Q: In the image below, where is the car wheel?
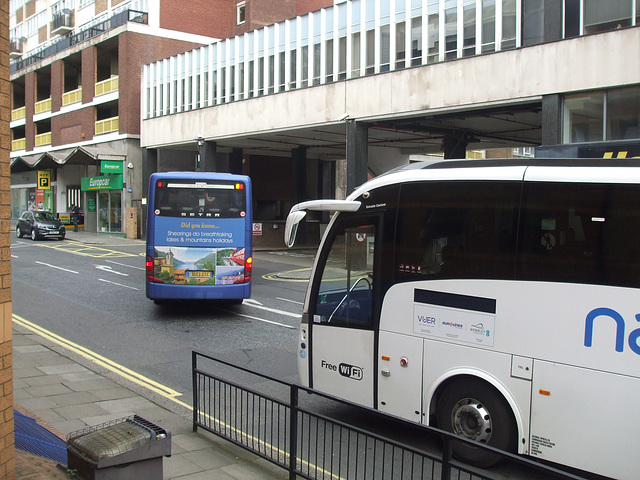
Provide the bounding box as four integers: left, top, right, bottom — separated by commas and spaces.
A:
30, 229, 38, 241
16, 226, 22, 238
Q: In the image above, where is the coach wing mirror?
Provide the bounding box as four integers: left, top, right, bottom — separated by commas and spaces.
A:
285, 210, 307, 247
285, 200, 362, 247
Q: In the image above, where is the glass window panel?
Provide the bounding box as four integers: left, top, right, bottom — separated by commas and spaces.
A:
411, 17, 422, 66
564, 0, 580, 38
338, 36, 347, 80
380, 24, 391, 72
366, 29, 375, 75
445, 4, 457, 60
563, 92, 604, 143
326, 39, 334, 82
502, 0, 517, 49
482, 0, 496, 52
607, 86, 640, 140
351, 32, 361, 77
427, 1, 439, 64
463, 2, 476, 57
584, 0, 632, 34
396, 21, 406, 69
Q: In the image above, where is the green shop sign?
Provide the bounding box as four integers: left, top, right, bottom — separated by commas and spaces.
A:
100, 160, 123, 174
81, 174, 123, 191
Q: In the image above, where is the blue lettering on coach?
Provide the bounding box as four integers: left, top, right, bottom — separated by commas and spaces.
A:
584, 308, 640, 355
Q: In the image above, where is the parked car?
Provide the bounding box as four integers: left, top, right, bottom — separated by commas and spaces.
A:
16, 211, 66, 241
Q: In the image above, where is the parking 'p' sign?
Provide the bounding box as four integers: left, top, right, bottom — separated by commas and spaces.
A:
37, 170, 51, 190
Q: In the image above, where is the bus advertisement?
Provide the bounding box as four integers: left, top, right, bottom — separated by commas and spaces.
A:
284, 159, 640, 480
146, 172, 252, 303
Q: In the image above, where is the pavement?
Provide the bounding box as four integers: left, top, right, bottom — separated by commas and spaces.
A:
12, 228, 305, 479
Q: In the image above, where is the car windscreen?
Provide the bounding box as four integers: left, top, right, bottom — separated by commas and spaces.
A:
34, 212, 57, 221
153, 179, 247, 219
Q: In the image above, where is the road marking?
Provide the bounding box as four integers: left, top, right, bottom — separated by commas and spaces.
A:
277, 297, 304, 305
99, 278, 140, 290
95, 265, 129, 276
12, 314, 182, 399
243, 298, 300, 318
106, 259, 145, 271
224, 310, 296, 329
35, 261, 79, 274
13, 314, 332, 478
36, 240, 139, 258
262, 268, 311, 282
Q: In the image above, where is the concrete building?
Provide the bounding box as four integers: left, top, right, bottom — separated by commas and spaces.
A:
140, 0, 640, 246
9, 0, 331, 236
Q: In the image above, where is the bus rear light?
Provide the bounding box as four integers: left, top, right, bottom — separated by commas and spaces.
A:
146, 255, 154, 282
244, 256, 253, 283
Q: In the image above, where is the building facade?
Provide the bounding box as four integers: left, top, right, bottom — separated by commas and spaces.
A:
140, 0, 640, 244
1, 0, 15, 476
9, 0, 331, 235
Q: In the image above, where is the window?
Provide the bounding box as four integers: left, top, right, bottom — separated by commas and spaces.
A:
25, 11, 46, 38
518, 182, 640, 288
154, 180, 246, 219
565, 0, 634, 37
563, 86, 640, 143
237, 2, 246, 25
395, 182, 520, 282
313, 217, 377, 329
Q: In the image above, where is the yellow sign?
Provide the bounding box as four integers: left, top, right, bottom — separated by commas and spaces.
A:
37, 171, 51, 190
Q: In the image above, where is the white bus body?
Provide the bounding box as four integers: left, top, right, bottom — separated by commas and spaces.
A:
286, 160, 640, 480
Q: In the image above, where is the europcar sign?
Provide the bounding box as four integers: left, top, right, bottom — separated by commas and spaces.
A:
81, 174, 124, 191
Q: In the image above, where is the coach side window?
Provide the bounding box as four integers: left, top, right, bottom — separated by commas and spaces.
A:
395, 181, 520, 282
518, 183, 640, 288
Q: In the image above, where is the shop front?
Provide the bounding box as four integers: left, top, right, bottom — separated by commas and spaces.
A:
81, 174, 124, 234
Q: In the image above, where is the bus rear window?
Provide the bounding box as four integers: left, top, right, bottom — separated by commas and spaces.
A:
154, 180, 246, 218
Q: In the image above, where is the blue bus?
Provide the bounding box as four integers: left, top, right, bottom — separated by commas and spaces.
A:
146, 172, 252, 303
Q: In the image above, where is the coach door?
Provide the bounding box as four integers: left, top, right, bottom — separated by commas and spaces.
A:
307, 214, 379, 407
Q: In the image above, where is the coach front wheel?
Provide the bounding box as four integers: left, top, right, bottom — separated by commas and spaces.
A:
436, 378, 517, 468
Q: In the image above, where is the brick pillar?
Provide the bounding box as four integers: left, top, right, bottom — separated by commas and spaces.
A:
81, 46, 96, 105
0, 0, 16, 477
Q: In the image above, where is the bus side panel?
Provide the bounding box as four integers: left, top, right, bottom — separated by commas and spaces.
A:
531, 361, 639, 480
377, 331, 423, 422
310, 326, 375, 408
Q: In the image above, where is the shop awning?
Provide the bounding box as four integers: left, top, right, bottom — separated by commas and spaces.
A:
10, 145, 126, 172
64, 145, 126, 165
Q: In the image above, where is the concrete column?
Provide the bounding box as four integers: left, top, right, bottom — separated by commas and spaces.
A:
230, 148, 243, 174
542, 94, 562, 146
346, 119, 368, 195
292, 146, 307, 204
442, 134, 469, 159
141, 148, 158, 240
202, 140, 217, 172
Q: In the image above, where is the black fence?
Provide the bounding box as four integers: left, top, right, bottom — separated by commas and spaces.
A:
192, 350, 588, 480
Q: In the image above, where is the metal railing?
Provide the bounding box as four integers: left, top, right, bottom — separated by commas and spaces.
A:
192, 350, 587, 480
95, 116, 119, 135
10, 9, 148, 74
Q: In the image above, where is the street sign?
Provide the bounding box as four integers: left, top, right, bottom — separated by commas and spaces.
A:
37, 171, 51, 190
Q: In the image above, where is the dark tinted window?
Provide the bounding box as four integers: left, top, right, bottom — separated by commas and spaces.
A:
518, 182, 640, 288
395, 181, 520, 282
154, 179, 246, 218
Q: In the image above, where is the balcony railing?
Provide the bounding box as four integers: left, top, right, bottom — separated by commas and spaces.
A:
52, 9, 74, 35
11, 8, 148, 74
95, 117, 119, 135
95, 76, 119, 97
11, 106, 26, 122
35, 132, 52, 147
62, 87, 82, 106
12, 138, 26, 151
34, 98, 52, 114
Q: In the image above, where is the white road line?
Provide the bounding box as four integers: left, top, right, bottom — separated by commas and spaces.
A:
277, 297, 304, 306
106, 259, 145, 271
223, 310, 296, 329
34, 261, 79, 274
98, 278, 140, 290
243, 298, 300, 318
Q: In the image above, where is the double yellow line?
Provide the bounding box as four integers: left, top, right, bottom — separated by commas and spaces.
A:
12, 314, 185, 404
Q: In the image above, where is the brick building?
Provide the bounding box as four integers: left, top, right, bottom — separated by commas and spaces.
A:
1, 0, 15, 476
9, 0, 330, 236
